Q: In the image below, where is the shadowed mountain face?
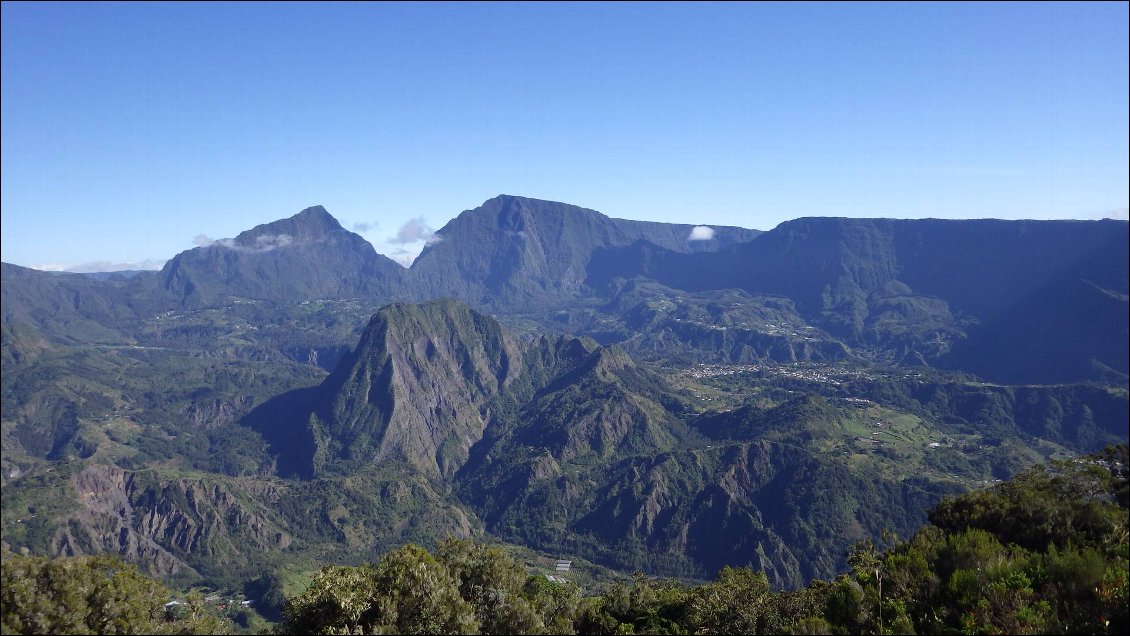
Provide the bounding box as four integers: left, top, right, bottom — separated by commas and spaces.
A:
588, 216, 1129, 383
4, 198, 1126, 385
290, 299, 528, 479
250, 299, 678, 481
160, 205, 405, 306
407, 195, 761, 308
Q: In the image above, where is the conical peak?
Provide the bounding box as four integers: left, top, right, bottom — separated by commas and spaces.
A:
230, 205, 345, 247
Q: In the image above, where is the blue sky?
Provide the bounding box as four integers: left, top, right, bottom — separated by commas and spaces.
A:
2, 2, 1127, 270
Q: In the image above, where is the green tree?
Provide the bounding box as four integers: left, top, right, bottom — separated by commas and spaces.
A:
1, 550, 227, 635
523, 574, 582, 635
437, 538, 546, 634
280, 564, 377, 634
282, 545, 479, 635
368, 544, 479, 634
575, 574, 689, 635
687, 567, 772, 635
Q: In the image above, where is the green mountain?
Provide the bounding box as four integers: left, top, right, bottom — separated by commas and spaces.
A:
239, 300, 1124, 588
587, 217, 1129, 384
160, 205, 405, 306
8, 199, 1123, 386
2, 196, 1127, 606
408, 195, 760, 308
560, 281, 854, 365
11, 445, 1122, 636
252, 299, 573, 480
0, 263, 165, 346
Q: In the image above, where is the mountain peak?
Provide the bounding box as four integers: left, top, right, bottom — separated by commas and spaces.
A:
293, 204, 337, 224
486, 194, 545, 206
158, 204, 403, 305
299, 298, 522, 478
231, 205, 343, 246
410, 196, 760, 308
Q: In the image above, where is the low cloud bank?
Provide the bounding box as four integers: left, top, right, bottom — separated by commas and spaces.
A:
194, 233, 296, 252
32, 259, 166, 273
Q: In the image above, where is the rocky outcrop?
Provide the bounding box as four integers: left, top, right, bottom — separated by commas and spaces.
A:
57, 465, 292, 578
183, 396, 254, 430
56, 465, 192, 577
304, 299, 526, 478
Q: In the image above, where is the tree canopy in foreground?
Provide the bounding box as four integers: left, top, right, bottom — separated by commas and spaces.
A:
3, 446, 1126, 635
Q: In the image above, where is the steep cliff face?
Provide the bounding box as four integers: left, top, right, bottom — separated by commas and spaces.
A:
1, 194, 1127, 599
463, 431, 958, 588
50, 465, 292, 579
51, 465, 193, 577
513, 347, 685, 464
586, 217, 1130, 383
453, 339, 699, 558
253, 299, 653, 482
409, 195, 759, 308
245, 299, 701, 557
10, 201, 1122, 385
301, 299, 525, 479
183, 396, 254, 430
575, 441, 809, 586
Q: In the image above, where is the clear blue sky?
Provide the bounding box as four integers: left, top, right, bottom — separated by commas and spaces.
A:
2, 1, 1127, 270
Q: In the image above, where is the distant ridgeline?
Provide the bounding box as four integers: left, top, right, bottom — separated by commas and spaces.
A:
1, 195, 1127, 599
5, 195, 1125, 384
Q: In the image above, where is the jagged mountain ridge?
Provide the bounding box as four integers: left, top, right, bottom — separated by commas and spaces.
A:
251, 300, 792, 579
3, 294, 1126, 588
154, 195, 761, 309
249, 300, 678, 481
288, 300, 539, 479
2, 194, 758, 332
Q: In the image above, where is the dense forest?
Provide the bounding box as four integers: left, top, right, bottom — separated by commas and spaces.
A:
4, 445, 1125, 635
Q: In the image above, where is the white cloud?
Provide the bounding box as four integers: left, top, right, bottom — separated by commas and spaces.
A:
352, 221, 378, 233
389, 217, 434, 244
688, 226, 716, 241
1058, 207, 1130, 221
248, 234, 294, 250
387, 248, 418, 268
31, 259, 164, 272
195, 233, 296, 252
65, 259, 166, 273
32, 260, 165, 273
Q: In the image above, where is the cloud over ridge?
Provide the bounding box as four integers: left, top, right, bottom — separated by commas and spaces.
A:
688, 226, 715, 241
193, 233, 296, 253
389, 218, 435, 245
